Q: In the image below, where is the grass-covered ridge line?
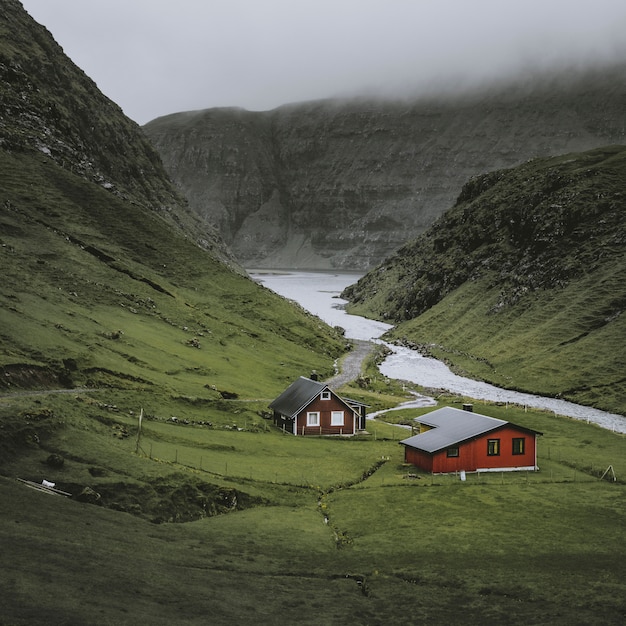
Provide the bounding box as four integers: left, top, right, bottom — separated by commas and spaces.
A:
2, 3, 625, 623
343, 145, 626, 414
0, 150, 346, 399
1, 0, 347, 408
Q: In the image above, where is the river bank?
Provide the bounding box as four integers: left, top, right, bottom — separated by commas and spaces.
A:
250, 270, 626, 433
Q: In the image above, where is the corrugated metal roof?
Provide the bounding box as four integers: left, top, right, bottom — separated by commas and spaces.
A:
269, 376, 328, 418
399, 406, 508, 453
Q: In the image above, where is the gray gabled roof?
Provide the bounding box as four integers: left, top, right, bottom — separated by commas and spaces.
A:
342, 397, 370, 408
269, 376, 328, 418
400, 406, 524, 454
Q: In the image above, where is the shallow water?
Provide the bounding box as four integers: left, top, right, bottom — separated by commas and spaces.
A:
380, 344, 626, 432
250, 269, 391, 341
250, 269, 626, 432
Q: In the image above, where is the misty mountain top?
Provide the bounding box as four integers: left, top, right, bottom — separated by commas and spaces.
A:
145, 60, 626, 270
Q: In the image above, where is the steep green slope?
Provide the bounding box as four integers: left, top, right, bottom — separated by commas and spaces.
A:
0, 149, 346, 399
0, 0, 347, 560
0, 0, 227, 260
0, 1, 346, 405
343, 146, 626, 413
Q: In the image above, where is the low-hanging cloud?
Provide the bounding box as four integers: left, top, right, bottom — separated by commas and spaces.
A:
21, 0, 626, 124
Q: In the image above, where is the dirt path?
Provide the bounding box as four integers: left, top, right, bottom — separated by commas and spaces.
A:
324, 339, 375, 388
0, 388, 94, 402
0, 341, 375, 401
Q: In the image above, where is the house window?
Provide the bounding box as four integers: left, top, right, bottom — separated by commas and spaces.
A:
512, 438, 525, 455
446, 447, 459, 458
321, 391, 331, 400
487, 439, 500, 456
307, 412, 320, 427
331, 411, 344, 426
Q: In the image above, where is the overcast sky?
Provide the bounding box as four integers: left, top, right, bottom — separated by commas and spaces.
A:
20, 0, 626, 125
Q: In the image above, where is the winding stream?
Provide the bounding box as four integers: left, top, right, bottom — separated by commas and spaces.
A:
250, 270, 626, 433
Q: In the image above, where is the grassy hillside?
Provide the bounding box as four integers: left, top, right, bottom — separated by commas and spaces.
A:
1, 0, 347, 402
344, 146, 626, 414
2, 4, 625, 624
1, 0, 227, 259
0, 149, 346, 399
1, 391, 625, 625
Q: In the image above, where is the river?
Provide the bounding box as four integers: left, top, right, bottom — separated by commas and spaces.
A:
250, 270, 626, 433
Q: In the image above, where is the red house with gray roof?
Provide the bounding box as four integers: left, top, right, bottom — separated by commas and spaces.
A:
400, 406, 542, 473
270, 376, 366, 436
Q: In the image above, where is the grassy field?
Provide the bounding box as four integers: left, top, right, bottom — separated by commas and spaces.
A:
1, 387, 624, 625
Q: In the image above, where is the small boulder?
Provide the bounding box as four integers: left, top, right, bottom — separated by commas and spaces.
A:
46, 453, 65, 469
75, 486, 102, 505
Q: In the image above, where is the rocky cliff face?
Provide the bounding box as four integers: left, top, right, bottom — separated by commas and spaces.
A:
144, 66, 626, 269
0, 0, 231, 264
342, 144, 626, 321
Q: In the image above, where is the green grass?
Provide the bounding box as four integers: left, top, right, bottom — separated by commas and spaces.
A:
383, 270, 626, 414
0, 150, 347, 406
326, 481, 625, 624
1, 386, 625, 624
344, 146, 626, 416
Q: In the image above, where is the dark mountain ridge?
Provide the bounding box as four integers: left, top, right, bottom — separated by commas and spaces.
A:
144, 63, 626, 269
1, 0, 232, 263
0, 0, 345, 395
343, 145, 626, 413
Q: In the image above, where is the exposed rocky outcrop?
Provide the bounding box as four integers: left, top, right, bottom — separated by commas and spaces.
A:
0, 0, 233, 265
144, 64, 626, 269
343, 144, 626, 321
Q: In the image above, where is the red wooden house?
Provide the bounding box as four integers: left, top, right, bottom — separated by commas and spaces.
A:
270, 376, 365, 436
400, 406, 542, 473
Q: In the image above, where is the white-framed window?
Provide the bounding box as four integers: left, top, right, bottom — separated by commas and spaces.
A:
307, 412, 320, 426
331, 411, 344, 426
321, 391, 331, 400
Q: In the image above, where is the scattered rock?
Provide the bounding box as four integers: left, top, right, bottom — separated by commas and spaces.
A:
75, 486, 102, 505
219, 390, 238, 399
46, 453, 65, 469
111, 424, 129, 439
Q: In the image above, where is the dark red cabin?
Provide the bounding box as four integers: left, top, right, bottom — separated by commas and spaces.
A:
270, 376, 365, 436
